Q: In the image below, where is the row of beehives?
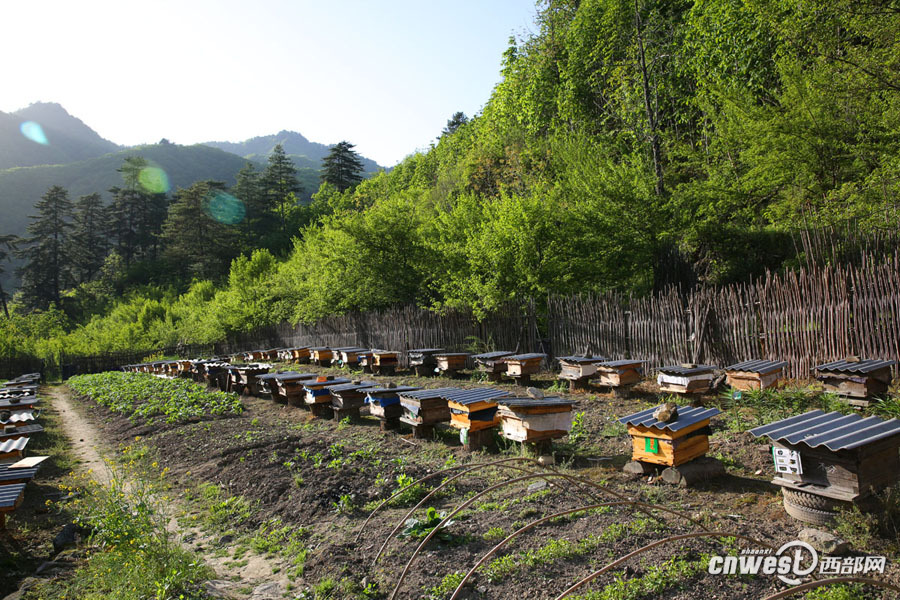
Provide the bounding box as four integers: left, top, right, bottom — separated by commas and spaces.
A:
121, 347, 899, 402
120, 353, 900, 526
122, 357, 578, 452
0, 373, 49, 528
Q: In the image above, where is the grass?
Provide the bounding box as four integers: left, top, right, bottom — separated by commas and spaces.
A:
26, 462, 211, 600
185, 482, 256, 532
249, 518, 310, 579
715, 386, 852, 432
68, 371, 243, 423
569, 555, 708, 600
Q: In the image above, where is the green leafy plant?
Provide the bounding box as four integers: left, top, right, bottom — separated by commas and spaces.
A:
400, 506, 464, 544
68, 371, 243, 422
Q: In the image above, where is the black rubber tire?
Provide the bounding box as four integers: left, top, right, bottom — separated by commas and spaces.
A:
782, 488, 841, 511
783, 496, 838, 525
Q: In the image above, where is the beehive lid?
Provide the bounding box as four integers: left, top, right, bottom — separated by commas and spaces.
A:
725, 359, 788, 374
597, 359, 645, 368
442, 388, 510, 405
749, 410, 900, 451
558, 355, 606, 364
657, 364, 717, 376
497, 397, 575, 409
366, 386, 421, 396
618, 405, 720, 431
0, 482, 25, 509
473, 351, 514, 360
506, 353, 546, 361
0, 438, 28, 454
398, 387, 460, 400
815, 359, 896, 374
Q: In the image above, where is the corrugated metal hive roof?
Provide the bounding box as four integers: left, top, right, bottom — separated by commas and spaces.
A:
498, 397, 575, 408
558, 356, 606, 364
815, 359, 896, 374
725, 359, 788, 374
0, 438, 28, 453
597, 359, 645, 368
657, 364, 717, 376
619, 405, 721, 431
473, 351, 514, 360
0, 482, 25, 509
749, 410, 900, 451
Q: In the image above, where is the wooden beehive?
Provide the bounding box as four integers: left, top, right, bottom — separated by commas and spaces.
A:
227, 364, 271, 396
303, 377, 352, 405
435, 353, 470, 376
505, 353, 546, 380
330, 381, 377, 411
751, 410, 900, 523
334, 347, 370, 368
815, 359, 896, 402
290, 347, 312, 363
619, 405, 720, 467
370, 351, 399, 375
656, 364, 717, 394
408, 348, 444, 376
309, 347, 334, 367
366, 386, 420, 422
594, 359, 644, 387
398, 387, 457, 427
496, 397, 576, 443
0, 437, 28, 462
472, 351, 514, 380
445, 388, 509, 432
256, 372, 315, 402
725, 359, 787, 391
557, 356, 606, 381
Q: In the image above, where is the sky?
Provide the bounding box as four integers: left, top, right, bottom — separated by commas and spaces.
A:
0, 0, 539, 167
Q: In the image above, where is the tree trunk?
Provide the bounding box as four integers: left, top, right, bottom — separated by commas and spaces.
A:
634, 0, 664, 198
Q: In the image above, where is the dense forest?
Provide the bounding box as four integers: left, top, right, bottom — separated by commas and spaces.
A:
3, 0, 900, 361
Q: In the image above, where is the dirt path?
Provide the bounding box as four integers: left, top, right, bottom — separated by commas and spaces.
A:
45, 384, 291, 600
45, 385, 110, 484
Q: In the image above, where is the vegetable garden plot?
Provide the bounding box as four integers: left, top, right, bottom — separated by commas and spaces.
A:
67, 371, 243, 422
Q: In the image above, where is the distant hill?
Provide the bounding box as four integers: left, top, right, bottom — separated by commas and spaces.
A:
204, 130, 382, 174
0, 102, 120, 170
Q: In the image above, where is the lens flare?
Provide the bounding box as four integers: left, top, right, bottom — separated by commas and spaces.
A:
204, 190, 246, 225
138, 167, 170, 194
20, 121, 49, 145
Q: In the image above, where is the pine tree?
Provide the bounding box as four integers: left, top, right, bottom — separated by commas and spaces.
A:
107, 156, 168, 266
16, 185, 74, 309
69, 193, 109, 284
0, 235, 17, 318
232, 161, 271, 244
262, 145, 303, 235
442, 111, 469, 136
159, 181, 239, 280
321, 141, 365, 192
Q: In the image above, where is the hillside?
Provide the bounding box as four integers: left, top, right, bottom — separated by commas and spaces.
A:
204, 130, 382, 174
0, 102, 119, 170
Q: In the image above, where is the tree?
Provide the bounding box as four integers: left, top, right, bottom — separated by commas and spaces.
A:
0, 235, 17, 318
159, 181, 240, 280
262, 144, 303, 236
108, 156, 168, 266
321, 141, 365, 192
68, 193, 109, 284
442, 111, 469, 136
16, 185, 74, 309
232, 161, 271, 244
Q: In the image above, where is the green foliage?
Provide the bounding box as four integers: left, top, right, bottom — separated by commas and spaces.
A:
68, 371, 243, 423
425, 572, 465, 600
569, 555, 707, 600
717, 386, 851, 431
399, 506, 464, 544
250, 518, 310, 579
34, 463, 211, 600
8, 0, 900, 360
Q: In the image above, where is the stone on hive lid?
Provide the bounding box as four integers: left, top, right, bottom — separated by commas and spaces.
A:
653, 402, 679, 423
526, 387, 544, 399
